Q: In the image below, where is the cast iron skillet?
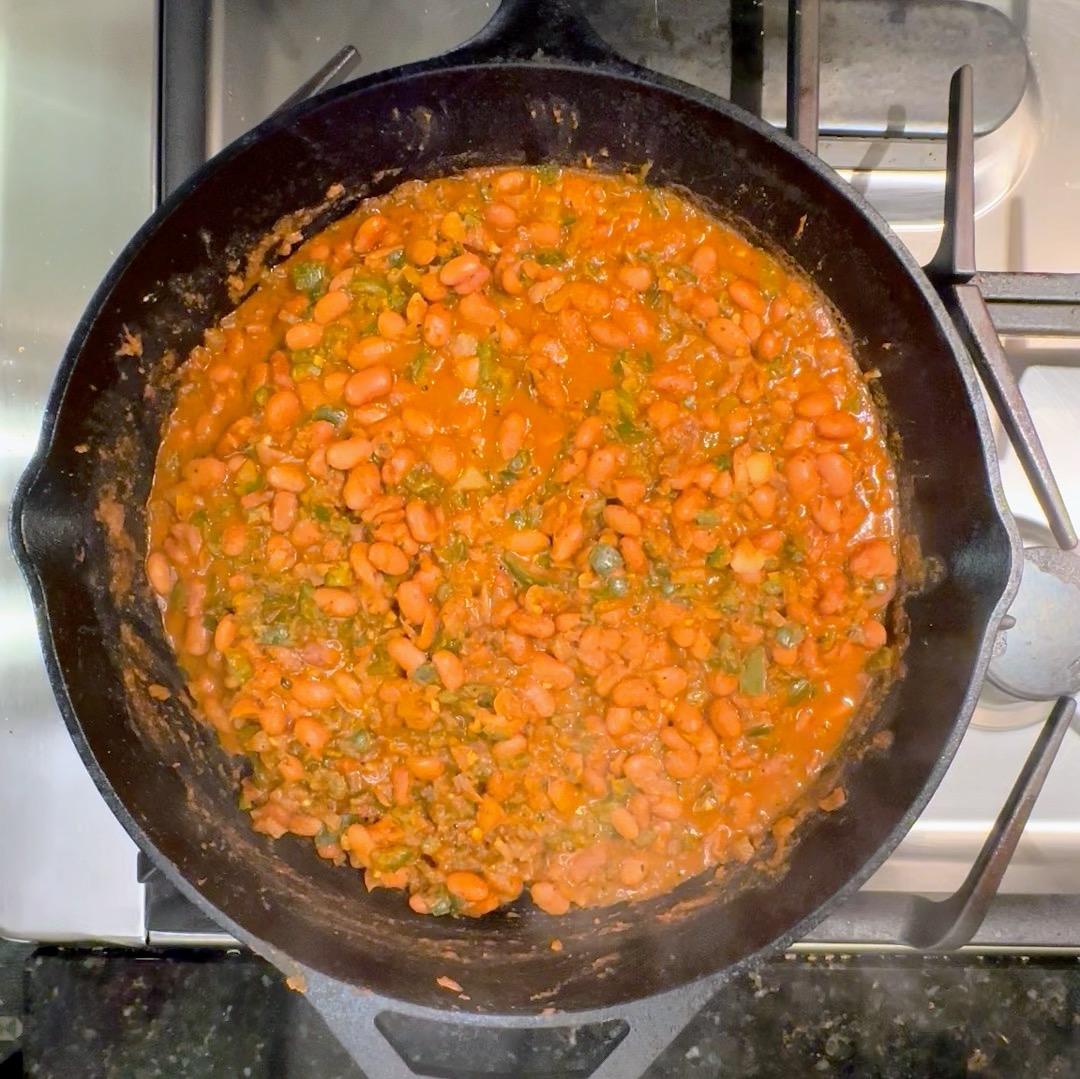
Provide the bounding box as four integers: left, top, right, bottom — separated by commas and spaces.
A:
11, 0, 1017, 1019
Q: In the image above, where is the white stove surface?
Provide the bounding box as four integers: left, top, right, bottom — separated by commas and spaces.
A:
2, 0, 1079, 945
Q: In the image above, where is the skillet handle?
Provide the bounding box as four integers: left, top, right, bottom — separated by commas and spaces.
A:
300, 967, 718, 1079
446, 0, 630, 68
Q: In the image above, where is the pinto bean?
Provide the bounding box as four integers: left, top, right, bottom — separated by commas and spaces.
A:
602, 504, 641, 536
439, 253, 491, 294
432, 650, 466, 691
344, 365, 393, 406
531, 881, 570, 916
314, 588, 359, 617
728, 278, 766, 315
498, 412, 527, 461
387, 636, 426, 673
816, 411, 862, 441
817, 452, 854, 496
405, 500, 439, 544
285, 321, 322, 350
706, 316, 751, 357
147, 552, 174, 596
369, 542, 410, 576
326, 436, 373, 471
313, 289, 350, 325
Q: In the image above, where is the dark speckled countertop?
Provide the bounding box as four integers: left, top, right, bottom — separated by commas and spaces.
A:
3, 943, 1078, 1078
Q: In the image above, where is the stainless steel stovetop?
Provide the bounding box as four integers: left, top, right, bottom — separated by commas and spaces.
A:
3, 0, 1079, 950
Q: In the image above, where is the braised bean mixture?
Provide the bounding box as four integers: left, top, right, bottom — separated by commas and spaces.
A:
147, 167, 899, 918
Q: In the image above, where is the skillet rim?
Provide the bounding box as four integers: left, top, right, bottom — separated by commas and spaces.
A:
9, 52, 1022, 1013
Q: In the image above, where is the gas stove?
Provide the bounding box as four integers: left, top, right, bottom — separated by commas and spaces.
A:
3, 0, 1080, 1013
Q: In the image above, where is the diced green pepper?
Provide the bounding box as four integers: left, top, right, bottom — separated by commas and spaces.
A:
368, 645, 396, 676
435, 532, 468, 565
774, 624, 804, 649
506, 450, 530, 474
739, 645, 767, 696
498, 449, 532, 486
406, 348, 431, 384
589, 543, 624, 576
290, 260, 326, 296
314, 827, 338, 848
225, 650, 254, 684
413, 663, 439, 685
324, 563, 353, 588
297, 580, 318, 622
508, 506, 541, 531
602, 575, 630, 599
536, 163, 560, 185
502, 551, 553, 588
400, 465, 442, 502
257, 625, 290, 646
865, 646, 895, 672
237, 723, 261, 745
705, 546, 730, 570
787, 678, 813, 705
761, 575, 784, 596
349, 275, 389, 299
782, 537, 805, 564
370, 845, 415, 871
478, 339, 513, 403
312, 404, 347, 426
533, 249, 565, 266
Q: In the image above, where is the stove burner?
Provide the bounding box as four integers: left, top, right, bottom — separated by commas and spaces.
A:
988, 544, 1080, 701
974, 518, 1072, 730
974, 681, 1050, 732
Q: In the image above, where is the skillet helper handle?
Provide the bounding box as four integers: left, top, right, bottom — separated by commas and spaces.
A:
898, 695, 1076, 950
446, 0, 627, 68
302, 968, 718, 1079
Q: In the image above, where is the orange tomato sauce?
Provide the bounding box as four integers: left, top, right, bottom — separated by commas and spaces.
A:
146, 166, 899, 918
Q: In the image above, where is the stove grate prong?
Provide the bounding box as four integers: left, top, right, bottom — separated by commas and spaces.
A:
927, 65, 1077, 551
